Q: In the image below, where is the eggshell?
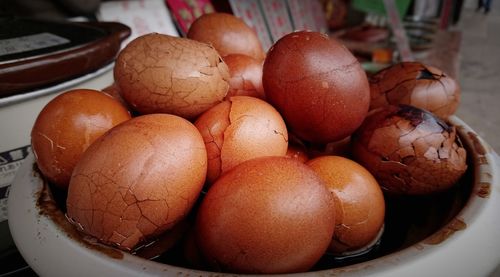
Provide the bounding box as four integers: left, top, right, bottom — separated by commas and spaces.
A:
195, 156, 336, 274
369, 62, 461, 119
263, 31, 370, 143
194, 96, 288, 185
351, 105, 467, 195
114, 33, 229, 119
307, 156, 385, 255
223, 54, 265, 100
66, 114, 207, 251
31, 89, 131, 189
102, 82, 131, 110
286, 143, 309, 163
187, 13, 265, 61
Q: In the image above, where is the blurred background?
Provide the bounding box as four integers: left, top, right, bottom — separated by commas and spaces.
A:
1, 0, 499, 275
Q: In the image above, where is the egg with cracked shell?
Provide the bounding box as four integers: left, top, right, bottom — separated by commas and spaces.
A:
114, 33, 230, 119
31, 89, 131, 189
194, 96, 288, 186
307, 155, 385, 255
263, 31, 370, 143
351, 104, 467, 195
66, 114, 207, 251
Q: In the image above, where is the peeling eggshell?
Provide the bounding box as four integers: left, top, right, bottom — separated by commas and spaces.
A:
31, 89, 131, 189
194, 96, 288, 185
369, 62, 461, 119
307, 156, 385, 255
351, 105, 467, 195
66, 114, 207, 251
187, 13, 265, 61
263, 31, 370, 143
114, 33, 229, 119
223, 54, 265, 100
195, 156, 336, 274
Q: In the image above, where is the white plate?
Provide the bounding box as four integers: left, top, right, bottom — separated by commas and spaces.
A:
7, 116, 500, 277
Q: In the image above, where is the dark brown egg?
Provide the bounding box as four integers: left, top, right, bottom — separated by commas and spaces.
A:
194, 96, 288, 185
286, 144, 309, 163
223, 54, 265, 100
31, 89, 131, 189
351, 105, 467, 195
114, 33, 229, 119
369, 62, 461, 119
66, 114, 207, 251
195, 156, 335, 274
307, 156, 385, 255
187, 13, 265, 61
263, 31, 370, 143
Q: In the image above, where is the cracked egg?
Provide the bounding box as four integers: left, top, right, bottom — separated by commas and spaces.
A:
369, 61, 461, 119
66, 114, 207, 251
223, 54, 265, 100
31, 89, 131, 189
352, 104, 467, 195
194, 95, 288, 185
307, 156, 385, 256
114, 33, 229, 119
263, 31, 370, 143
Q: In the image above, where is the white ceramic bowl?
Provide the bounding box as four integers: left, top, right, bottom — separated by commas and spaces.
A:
8, 116, 500, 277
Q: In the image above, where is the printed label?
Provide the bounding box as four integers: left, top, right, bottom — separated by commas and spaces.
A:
0, 145, 31, 222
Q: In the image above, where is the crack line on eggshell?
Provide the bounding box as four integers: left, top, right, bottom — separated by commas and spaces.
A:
207, 127, 222, 158
280, 60, 361, 85
37, 132, 56, 152
382, 77, 418, 103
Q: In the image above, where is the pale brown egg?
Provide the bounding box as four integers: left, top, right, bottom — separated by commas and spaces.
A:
194, 96, 288, 185
66, 114, 207, 251
369, 62, 461, 119
195, 156, 336, 274
307, 156, 385, 255
31, 89, 131, 189
114, 33, 229, 119
223, 54, 265, 100
351, 104, 467, 195
187, 13, 265, 61
263, 31, 370, 143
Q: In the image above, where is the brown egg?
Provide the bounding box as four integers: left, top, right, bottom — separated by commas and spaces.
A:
286, 143, 309, 163
187, 13, 265, 61
194, 96, 288, 185
285, 134, 309, 163
66, 114, 207, 251
307, 156, 385, 255
195, 156, 335, 274
369, 62, 461, 119
31, 89, 131, 189
223, 54, 265, 100
263, 31, 370, 143
351, 105, 467, 195
114, 33, 229, 119
102, 82, 131, 110
307, 136, 353, 159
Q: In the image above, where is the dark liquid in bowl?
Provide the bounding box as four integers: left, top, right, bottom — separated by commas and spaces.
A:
40, 147, 474, 272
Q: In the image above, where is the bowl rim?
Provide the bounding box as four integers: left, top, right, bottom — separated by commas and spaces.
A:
8, 115, 500, 277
